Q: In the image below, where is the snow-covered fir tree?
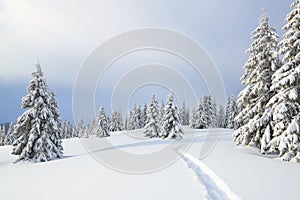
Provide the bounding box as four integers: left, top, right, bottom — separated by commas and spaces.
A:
126, 111, 135, 130
4, 122, 15, 145
195, 98, 206, 129
233, 11, 280, 148
217, 105, 225, 128
71, 125, 77, 138
141, 103, 148, 127
124, 116, 128, 130
87, 117, 97, 136
83, 126, 89, 138
109, 110, 123, 132
144, 94, 161, 138
96, 107, 110, 137
61, 121, 67, 139
202, 95, 216, 128
262, 1, 300, 161
161, 93, 183, 139
0, 125, 5, 146
180, 100, 189, 126
211, 97, 218, 127
189, 107, 197, 128
77, 119, 85, 138
62, 120, 75, 139
49, 91, 63, 141
225, 95, 239, 129
132, 104, 143, 129
160, 100, 165, 124
202, 96, 211, 128
67, 121, 74, 138
12, 63, 63, 162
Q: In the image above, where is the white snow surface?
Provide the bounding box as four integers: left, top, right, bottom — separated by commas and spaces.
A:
0, 127, 299, 200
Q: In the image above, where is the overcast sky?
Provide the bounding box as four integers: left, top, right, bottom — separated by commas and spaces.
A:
0, 0, 294, 123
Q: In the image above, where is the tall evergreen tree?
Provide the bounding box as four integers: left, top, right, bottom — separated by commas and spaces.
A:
225, 95, 239, 129
233, 11, 279, 148
141, 103, 148, 127
161, 93, 183, 139
124, 116, 128, 130
49, 91, 63, 141
202, 96, 214, 128
189, 107, 197, 128
4, 122, 15, 145
160, 100, 165, 124
211, 97, 218, 127
144, 95, 161, 138
132, 104, 142, 129
87, 117, 97, 136
109, 110, 123, 132
0, 125, 5, 146
96, 107, 110, 137
77, 118, 85, 138
217, 105, 225, 128
61, 121, 67, 139
180, 100, 189, 126
126, 111, 135, 130
263, 1, 300, 161
12, 63, 63, 162
195, 98, 206, 129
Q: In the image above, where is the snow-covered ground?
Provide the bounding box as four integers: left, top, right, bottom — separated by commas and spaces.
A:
0, 128, 299, 200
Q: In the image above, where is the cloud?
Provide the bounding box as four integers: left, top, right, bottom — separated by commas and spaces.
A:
0, 0, 293, 86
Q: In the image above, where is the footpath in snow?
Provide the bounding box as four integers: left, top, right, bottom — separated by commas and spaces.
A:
177, 149, 241, 200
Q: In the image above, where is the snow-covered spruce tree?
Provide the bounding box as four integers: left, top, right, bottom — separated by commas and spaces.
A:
144, 94, 161, 138
233, 11, 279, 148
77, 119, 85, 138
131, 104, 137, 129
63, 121, 68, 139
85, 118, 98, 137
4, 122, 15, 145
126, 111, 135, 130
67, 121, 73, 138
161, 93, 183, 139
211, 97, 218, 128
202, 96, 213, 128
124, 116, 128, 130
189, 107, 197, 128
195, 98, 206, 129
0, 125, 5, 146
137, 105, 143, 128
109, 110, 123, 132
49, 91, 63, 141
117, 111, 124, 130
83, 126, 89, 138
12, 64, 63, 162
180, 100, 190, 126
263, 1, 300, 161
160, 100, 165, 124
96, 107, 110, 137
71, 125, 78, 138
225, 95, 239, 129
141, 103, 148, 127
63, 121, 74, 139
61, 121, 67, 139
132, 104, 142, 129
217, 104, 225, 128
